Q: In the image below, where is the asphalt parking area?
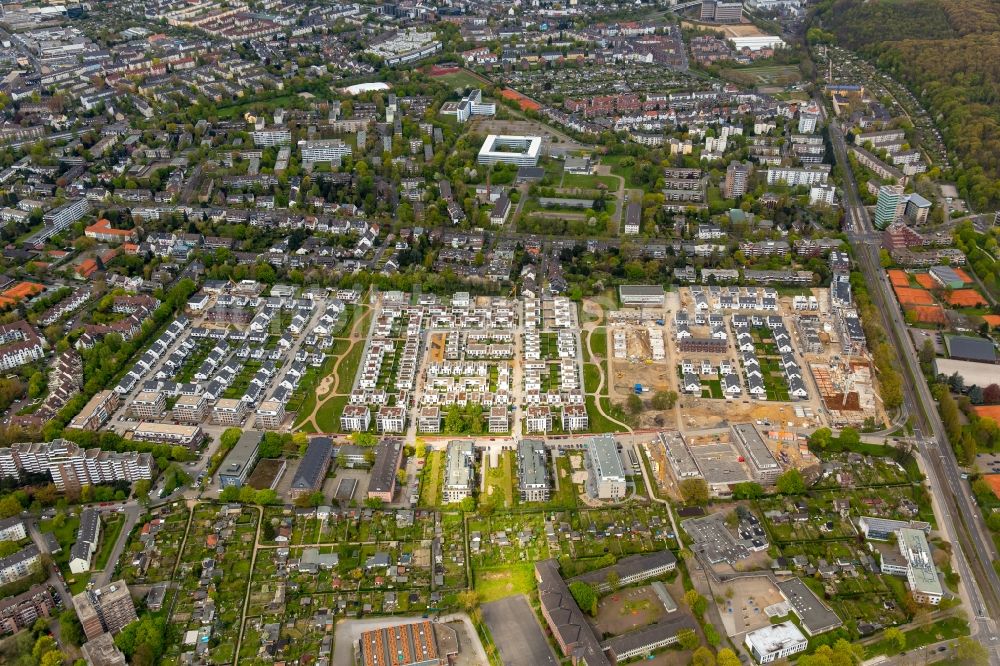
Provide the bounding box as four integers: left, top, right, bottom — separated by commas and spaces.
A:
482, 595, 559, 666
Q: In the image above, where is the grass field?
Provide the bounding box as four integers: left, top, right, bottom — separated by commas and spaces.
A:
335, 341, 366, 393
290, 352, 340, 423
601, 155, 640, 187
719, 65, 802, 88
701, 379, 723, 400
584, 363, 601, 393
867, 616, 969, 657
94, 514, 125, 571
474, 562, 536, 602
39, 514, 80, 570
432, 69, 488, 90
590, 327, 607, 358
419, 450, 443, 507
314, 395, 348, 433
549, 456, 579, 509
561, 173, 619, 190
481, 451, 516, 509
586, 397, 622, 434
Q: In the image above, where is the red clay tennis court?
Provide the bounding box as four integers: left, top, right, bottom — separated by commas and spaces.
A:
914, 273, 937, 290
983, 315, 1000, 329
500, 88, 540, 111
907, 305, 947, 325
983, 474, 1000, 500
893, 286, 935, 306
975, 406, 1000, 425
887, 270, 910, 288
953, 267, 974, 284
945, 289, 988, 307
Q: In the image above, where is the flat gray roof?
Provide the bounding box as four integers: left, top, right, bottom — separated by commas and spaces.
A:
945, 335, 996, 363
690, 441, 750, 485
660, 432, 701, 479
444, 440, 475, 490
218, 431, 263, 481
587, 435, 625, 481
619, 285, 665, 298
776, 577, 842, 636
518, 439, 549, 489
731, 423, 779, 474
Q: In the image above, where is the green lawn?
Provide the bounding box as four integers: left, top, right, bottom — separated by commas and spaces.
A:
420, 451, 443, 508
867, 616, 969, 657
601, 155, 639, 187
315, 394, 348, 433
481, 451, 516, 509
547, 456, 579, 509
701, 379, 723, 399
39, 514, 80, 570
94, 514, 125, 571
561, 173, 619, 191
291, 352, 341, 424
586, 397, 623, 434
718, 65, 802, 87
432, 68, 487, 90
474, 562, 537, 602
335, 342, 366, 393
589, 327, 607, 358
584, 363, 601, 394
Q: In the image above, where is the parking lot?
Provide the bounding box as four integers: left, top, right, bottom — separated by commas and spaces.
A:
482, 595, 559, 666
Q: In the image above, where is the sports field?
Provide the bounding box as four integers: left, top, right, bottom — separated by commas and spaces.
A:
719, 65, 802, 87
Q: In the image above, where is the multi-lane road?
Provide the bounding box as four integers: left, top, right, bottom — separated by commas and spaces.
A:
826, 112, 1000, 662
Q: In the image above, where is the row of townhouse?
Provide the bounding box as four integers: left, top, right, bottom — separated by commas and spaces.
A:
38, 287, 91, 326
679, 359, 742, 396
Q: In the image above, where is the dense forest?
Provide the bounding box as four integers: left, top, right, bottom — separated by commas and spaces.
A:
813, 0, 1000, 210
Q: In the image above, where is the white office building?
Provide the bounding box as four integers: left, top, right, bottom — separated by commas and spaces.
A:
453, 89, 495, 123
745, 622, 808, 664
477, 135, 542, 167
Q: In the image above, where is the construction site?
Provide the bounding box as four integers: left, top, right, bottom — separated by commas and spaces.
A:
641, 426, 818, 500
809, 360, 882, 427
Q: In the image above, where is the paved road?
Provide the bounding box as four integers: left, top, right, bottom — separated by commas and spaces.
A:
827, 108, 1000, 662
92, 502, 143, 588
26, 517, 74, 607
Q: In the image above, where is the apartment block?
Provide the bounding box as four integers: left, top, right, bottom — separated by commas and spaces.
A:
173, 393, 208, 424
130, 390, 165, 420
0, 585, 56, 635
586, 435, 626, 501
0, 440, 154, 492
517, 439, 550, 502
255, 400, 285, 430
74, 581, 138, 641
212, 398, 248, 426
